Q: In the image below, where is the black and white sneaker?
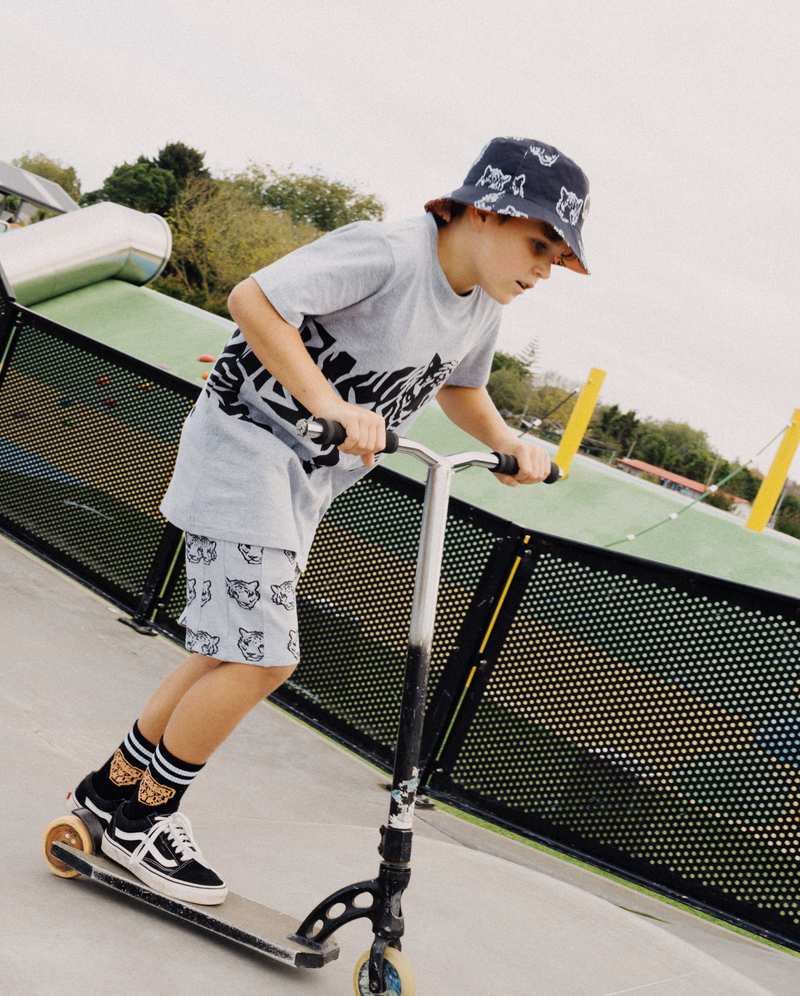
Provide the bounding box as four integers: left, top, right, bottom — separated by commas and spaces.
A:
68, 773, 123, 830
102, 808, 228, 906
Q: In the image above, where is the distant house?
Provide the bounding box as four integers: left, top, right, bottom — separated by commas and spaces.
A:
615, 458, 752, 519
615, 458, 706, 497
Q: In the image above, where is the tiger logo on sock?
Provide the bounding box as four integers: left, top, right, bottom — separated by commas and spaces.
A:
270, 580, 296, 611
226, 577, 260, 609
109, 749, 144, 787
186, 628, 220, 656
137, 769, 176, 807
238, 628, 264, 661
186, 533, 217, 565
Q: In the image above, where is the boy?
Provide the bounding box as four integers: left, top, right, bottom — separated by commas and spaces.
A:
70, 137, 590, 905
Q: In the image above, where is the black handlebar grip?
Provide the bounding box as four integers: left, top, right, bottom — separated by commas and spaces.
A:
490, 452, 563, 484
312, 418, 347, 446
312, 418, 399, 454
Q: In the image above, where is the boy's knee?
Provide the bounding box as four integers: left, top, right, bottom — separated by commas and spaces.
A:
191, 653, 226, 671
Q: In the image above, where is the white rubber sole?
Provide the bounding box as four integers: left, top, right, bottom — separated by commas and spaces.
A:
101, 833, 228, 906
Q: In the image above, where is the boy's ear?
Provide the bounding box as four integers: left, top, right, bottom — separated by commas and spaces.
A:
468, 205, 491, 230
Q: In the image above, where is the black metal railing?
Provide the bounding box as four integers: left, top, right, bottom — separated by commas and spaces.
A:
2, 267, 799, 950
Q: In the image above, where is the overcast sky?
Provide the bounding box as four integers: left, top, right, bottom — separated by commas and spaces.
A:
3, 0, 799, 477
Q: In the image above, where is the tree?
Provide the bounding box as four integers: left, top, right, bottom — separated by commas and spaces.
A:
487, 341, 539, 416
487, 366, 530, 414
232, 164, 385, 231
80, 142, 208, 215
81, 162, 179, 215
702, 490, 736, 512
776, 494, 800, 540
681, 449, 714, 484
152, 142, 209, 187
12, 153, 81, 200
154, 176, 320, 316
490, 351, 529, 378
637, 432, 671, 468
595, 404, 641, 454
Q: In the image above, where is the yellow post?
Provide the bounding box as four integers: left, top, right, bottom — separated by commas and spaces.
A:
554, 367, 606, 478
746, 409, 800, 532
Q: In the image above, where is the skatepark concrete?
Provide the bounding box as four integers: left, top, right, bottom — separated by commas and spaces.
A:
2, 532, 798, 996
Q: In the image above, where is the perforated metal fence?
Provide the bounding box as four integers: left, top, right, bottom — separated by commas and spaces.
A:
0, 282, 193, 613
2, 269, 800, 949
427, 534, 800, 946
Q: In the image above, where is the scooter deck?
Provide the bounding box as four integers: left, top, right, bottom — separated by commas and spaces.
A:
50, 842, 339, 969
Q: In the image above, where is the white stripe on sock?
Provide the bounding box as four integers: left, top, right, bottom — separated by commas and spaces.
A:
124, 730, 154, 767
150, 745, 199, 786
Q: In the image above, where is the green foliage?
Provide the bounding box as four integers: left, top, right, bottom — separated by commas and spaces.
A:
84, 162, 179, 215
490, 351, 529, 378
637, 432, 671, 467
80, 142, 209, 215
680, 449, 714, 484
153, 175, 321, 317
775, 494, 800, 539
702, 490, 735, 512
12, 152, 81, 200
594, 404, 641, 453
232, 163, 385, 231
656, 421, 710, 458
152, 142, 209, 186
486, 341, 539, 416
487, 366, 531, 413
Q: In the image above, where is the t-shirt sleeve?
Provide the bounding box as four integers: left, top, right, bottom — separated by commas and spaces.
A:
444, 306, 501, 388
250, 221, 395, 329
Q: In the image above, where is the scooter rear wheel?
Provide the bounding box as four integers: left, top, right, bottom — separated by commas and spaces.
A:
42, 814, 94, 878
353, 946, 417, 995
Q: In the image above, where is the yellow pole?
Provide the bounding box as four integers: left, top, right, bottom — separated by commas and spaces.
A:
746, 409, 800, 532
554, 367, 606, 478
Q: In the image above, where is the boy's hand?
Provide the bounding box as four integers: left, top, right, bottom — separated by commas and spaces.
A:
493, 439, 552, 487
315, 402, 386, 468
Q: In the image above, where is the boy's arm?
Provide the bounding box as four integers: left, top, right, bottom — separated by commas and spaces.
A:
228, 277, 385, 466
436, 384, 552, 486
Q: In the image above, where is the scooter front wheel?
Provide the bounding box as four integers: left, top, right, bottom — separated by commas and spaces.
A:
353, 946, 417, 995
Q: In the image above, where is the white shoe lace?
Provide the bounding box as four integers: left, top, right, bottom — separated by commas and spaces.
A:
159, 812, 207, 864
128, 811, 209, 870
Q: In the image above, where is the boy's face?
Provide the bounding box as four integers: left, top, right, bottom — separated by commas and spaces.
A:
470, 213, 574, 305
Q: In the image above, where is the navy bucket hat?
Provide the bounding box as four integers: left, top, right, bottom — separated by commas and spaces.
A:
425, 137, 590, 274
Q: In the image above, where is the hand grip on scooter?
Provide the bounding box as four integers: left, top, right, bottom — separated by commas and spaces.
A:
490, 451, 563, 484
302, 417, 401, 454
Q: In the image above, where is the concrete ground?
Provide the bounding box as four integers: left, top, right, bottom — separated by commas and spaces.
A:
2, 532, 798, 996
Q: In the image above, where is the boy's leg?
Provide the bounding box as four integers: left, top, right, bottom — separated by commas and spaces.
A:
71, 653, 226, 825
158, 659, 297, 763
101, 659, 296, 905
97, 539, 300, 903
135, 652, 229, 747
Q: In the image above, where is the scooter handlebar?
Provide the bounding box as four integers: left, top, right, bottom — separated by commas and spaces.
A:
490, 451, 562, 484
305, 417, 401, 454
297, 418, 562, 483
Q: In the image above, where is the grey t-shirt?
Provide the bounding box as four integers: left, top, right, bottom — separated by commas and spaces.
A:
160, 213, 501, 568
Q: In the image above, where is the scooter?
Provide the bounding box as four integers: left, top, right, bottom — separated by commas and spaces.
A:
42, 419, 560, 995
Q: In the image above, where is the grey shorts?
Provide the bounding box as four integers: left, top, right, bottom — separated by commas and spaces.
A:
179, 533, 302, 668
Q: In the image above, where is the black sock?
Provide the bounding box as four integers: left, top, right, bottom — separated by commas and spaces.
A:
121, 739, 205, 822
91, 720, 157, 800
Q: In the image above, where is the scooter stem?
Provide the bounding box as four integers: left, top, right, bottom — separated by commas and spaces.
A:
388, 459, 453, 834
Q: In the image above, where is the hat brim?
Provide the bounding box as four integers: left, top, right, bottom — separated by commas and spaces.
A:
425, 188, 589, 275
